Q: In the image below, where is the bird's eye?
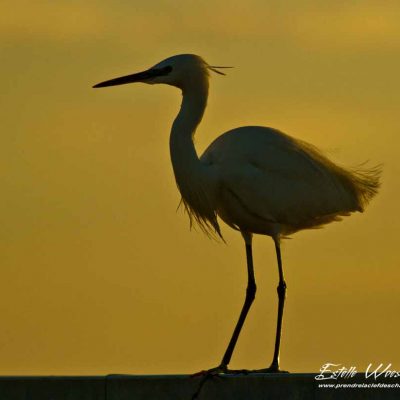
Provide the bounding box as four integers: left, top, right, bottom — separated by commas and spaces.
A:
151, 66, 172, 78
162, 66, 173, 74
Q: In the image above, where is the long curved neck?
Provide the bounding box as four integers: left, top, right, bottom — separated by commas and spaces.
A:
169, 81, 208, 176
169, 77, 221, 237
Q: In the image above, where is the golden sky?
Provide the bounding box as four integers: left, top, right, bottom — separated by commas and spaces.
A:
1, 0, 399, 374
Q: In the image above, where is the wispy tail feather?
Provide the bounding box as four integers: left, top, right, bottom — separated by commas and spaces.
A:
348, 163, 382, 211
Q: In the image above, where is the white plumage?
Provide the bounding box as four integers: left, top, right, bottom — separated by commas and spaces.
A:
201, 126, 380, 237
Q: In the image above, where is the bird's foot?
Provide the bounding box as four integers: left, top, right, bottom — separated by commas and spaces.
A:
191, 364, 228, 378
191, 364, 249, 378
250, 362, 289, 373
191, 363, 248, 399
190, 366, 222, 400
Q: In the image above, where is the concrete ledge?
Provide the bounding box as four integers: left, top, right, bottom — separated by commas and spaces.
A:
0, 373, 399, 400
0, 376, 105, 400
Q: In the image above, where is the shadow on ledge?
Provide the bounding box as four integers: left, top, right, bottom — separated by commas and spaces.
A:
0, 373, 399, 400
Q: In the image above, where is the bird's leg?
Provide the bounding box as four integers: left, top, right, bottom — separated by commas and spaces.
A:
255, 238, 288, 373
190, 241, 256, 399
191, 240, 256, 377
220, 242, 256, 369
269, 238, 287, 371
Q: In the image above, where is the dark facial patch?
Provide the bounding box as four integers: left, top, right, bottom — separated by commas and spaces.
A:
155, 65, 172, 76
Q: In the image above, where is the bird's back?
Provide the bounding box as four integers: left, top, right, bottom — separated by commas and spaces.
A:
201, 126, 380, 235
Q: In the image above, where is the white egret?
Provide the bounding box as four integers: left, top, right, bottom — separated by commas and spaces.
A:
93, 54, 381, 376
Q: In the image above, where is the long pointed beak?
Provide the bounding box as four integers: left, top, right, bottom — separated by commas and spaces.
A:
93, 69, 156, 88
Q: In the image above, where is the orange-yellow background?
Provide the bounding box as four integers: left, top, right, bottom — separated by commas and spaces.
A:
1, 1, 399, 374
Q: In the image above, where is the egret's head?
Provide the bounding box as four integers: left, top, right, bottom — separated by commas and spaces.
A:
93, 54, 230, 91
